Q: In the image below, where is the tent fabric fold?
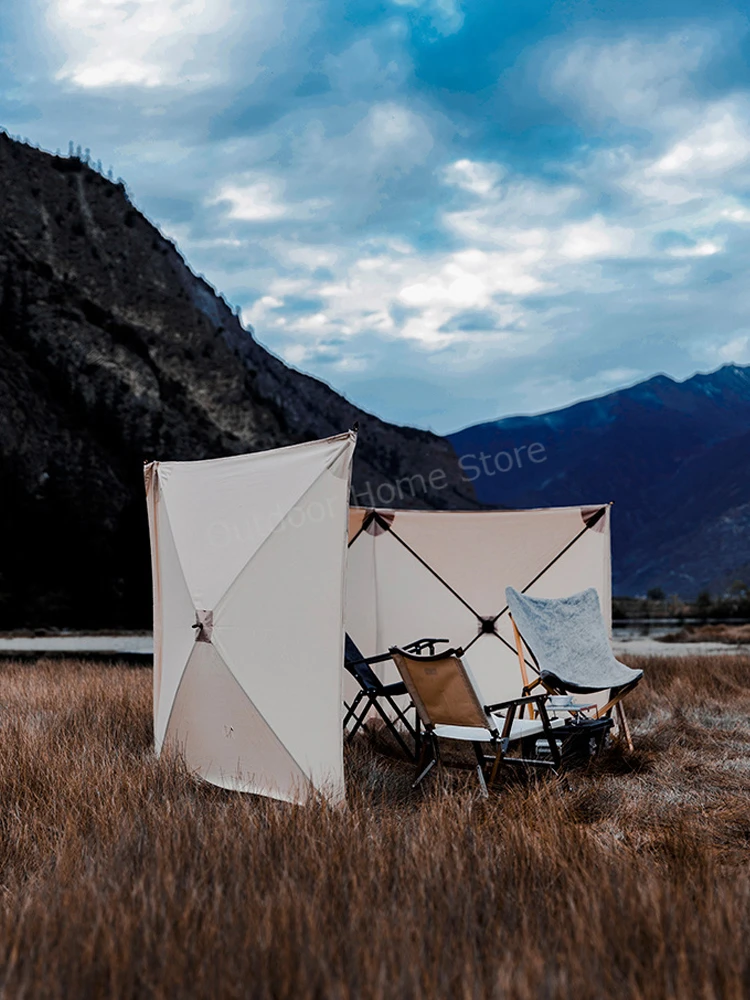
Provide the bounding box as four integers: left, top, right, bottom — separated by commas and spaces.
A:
145, 431, 356, 805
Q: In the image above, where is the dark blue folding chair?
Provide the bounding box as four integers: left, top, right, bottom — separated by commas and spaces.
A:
343, 635, 448, 760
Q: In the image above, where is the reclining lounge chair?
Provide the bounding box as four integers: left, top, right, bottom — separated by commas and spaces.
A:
505, 587, 643, 750
389, 645, 565, 796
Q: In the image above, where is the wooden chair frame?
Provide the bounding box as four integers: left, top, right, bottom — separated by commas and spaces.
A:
509, 615, 636, 751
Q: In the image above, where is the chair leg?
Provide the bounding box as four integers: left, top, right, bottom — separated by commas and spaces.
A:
371, 696, 416, 760
536, 699, 562, 769
471, 742, 489, 798
615, 701, 634, 752
414, 757, 437, 788
413, 735, 439, 788
344, 689, 420, 762
345, 693, 375, 740
342, 690, 365, 732
488, 744, 504, 786
594, 679, 640, 722
476, 766, 488, 798
383, 693, 418, 742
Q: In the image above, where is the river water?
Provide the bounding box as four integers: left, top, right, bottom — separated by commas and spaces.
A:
0, 622, 745, 657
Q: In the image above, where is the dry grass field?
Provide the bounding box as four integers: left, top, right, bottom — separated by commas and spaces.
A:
0, 654, 748, 999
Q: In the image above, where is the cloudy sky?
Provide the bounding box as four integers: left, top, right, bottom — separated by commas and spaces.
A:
2, 1, 750, 432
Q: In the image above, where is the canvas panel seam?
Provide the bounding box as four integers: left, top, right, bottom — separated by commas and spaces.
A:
210, 437, 353, 611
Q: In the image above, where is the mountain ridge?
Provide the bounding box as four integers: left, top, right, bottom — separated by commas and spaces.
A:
457, 363, 750, 434
0, 133, 475, 628
448, 364, 750, 596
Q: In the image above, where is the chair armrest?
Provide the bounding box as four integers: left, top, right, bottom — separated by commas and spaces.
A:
403, 637, 450, 655
484, 694, 547, 713
347, 638, 449, 669
522, 677, 544, 695
344, 650, 396, 671
381, 681, 408, 696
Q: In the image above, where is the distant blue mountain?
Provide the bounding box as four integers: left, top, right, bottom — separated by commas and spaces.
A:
448, 365, 750, 596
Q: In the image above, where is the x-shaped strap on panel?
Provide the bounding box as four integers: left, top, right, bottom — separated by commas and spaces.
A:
351, 506, 608, 675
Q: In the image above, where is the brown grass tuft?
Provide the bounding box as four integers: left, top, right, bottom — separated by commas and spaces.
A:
0, 655, 748, 998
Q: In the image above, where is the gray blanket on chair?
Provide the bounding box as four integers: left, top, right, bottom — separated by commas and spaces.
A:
505, 587, 643, 694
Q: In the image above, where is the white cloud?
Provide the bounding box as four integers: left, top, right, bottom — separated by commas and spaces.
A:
557, 217, 635, 260
722, 205, 750, 222
324, 37, 409, 95
598, 367, 643, 385
282, 343, 309, 366
365, 102, 434, 160
653, 106, 750, 176
400, 247, 546, 308
717, 334, 750, 362
267, 242, 341, 270
442, 166, 584, 255
629, 100, 750, 207
211, 176, 329, 222
542, 30, 710, 128
46, 0, 277, 90
244, 230, 547, 357
444, 159, 502, 195
668, 241, 722, 258
215, 180, 288, 222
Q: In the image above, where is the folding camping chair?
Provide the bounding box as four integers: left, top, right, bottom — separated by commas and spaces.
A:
343, 635, 448, 760
389, 645, 565, 796
505, 587, 643, 751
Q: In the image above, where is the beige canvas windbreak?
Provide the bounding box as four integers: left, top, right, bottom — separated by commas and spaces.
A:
345, 505, 612, 709
145, 432, 356, 805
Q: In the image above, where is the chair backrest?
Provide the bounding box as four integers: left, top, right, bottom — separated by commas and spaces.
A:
389, 647, 489, 730
505, 587, 610, 667
344, 634, 383, 693
505, 587, 640, 693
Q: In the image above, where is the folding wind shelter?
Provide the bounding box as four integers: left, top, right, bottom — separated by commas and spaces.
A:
145, 432, 356, 805
345, 504, 612, 710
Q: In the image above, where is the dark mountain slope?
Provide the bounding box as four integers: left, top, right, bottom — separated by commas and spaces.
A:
614, 425, 750, 595
0, 134, 475, 628
449, 367, 750, 596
